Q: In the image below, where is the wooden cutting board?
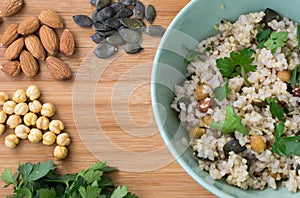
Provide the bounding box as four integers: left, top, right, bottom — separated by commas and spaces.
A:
0, 0, 215, 197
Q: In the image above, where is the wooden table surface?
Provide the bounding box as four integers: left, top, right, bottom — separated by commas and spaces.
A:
0, 0, 216, 197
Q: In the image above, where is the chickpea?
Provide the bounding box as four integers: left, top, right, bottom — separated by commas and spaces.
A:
49, 120, 64, 134
277, 70, 291, 83
0, 111, 7, 124
36, 116, 50, 130
194, 84, 210, 100
28, 100, 42, 113
14, 102, 29, 115
23, 112, 38, 126
0, 92, 9, 105
42, 131, 56, 145
12, 89, 27, 103
15, 124, 30, 139
56, 133, 71, 146
6, 115, 22, 129
0, 124, 5, 135
189, 126, 206, 139
202, 115, 212, 127
3, 101, 16, 115
250, 134, 265, 153
41, 103, 56, 117
26, 85, 40, 101
28, 128, 42, 143
5, 134, 19, 149
54, 146, 68, 160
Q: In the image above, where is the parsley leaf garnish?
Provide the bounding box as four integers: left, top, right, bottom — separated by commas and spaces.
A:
256, 25, 272, 48
265, 97, 286, 122
272, 122, 300, 157
290, 64, 300, 86
214, 81, 229, 101
263, 31, 288, 54
297, 24, 300, 50
210, 105, 248, 135
216, 48, 257, 86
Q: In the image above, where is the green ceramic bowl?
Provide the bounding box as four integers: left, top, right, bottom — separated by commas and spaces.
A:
151, 0, 300, 197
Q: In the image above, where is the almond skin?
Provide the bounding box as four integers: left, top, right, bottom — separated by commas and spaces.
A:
46, 56, 71, 80
18, 16, 40, 35
20, 50, 39, 78
1, 61, 21, 76
39, 25, 59, 55
0, 0, 24, 17
25, 35, 46, 60
60, 29, 75, 56
39, 9, 63, 29
5, 37, 24, 60
1, 24, 19, 47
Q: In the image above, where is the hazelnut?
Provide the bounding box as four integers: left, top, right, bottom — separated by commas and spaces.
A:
54, 146, 68, 160
189, 127, 206, 139
49, 120, 64, 134
26, 85, 40, 101
0, 111, 7, 124
0, 92, 9, 105
23, 112, 38, 126
42, 131, 56, 145
250, 134, 265, 153
56, 133, 71, 146
15, 124, 30, 139
5, 134, 19, 149
277, 70, 291, 83
36, 116, 50, 130
3, 101, 16, 115
292, 87, 300, 97
0, 124, 5, 135
28, 100, 42, 113
12, 89, 27, 103
194, 84, 210, 100
41, 103, 56, 117
6, 115, 22, 129
28, 128, 43, 143
196, 98, 212, 113
14, 102, 29, 115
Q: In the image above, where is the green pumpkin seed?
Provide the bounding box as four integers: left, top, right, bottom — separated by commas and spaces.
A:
73, 15, 93, 27
118, 0, 134, 6
118, 28, 141, 43
97, 29, 118, 37
91, 33, 105, 43
94, 41, 118, 58
96, 0, 111, 10
117, 7, 133, 18
93, 22, 112, 32
145, 4, 156, 24
106, 33, 126, 46
124, 43, 143, 54
110, 2, 125, 13
105, 17, 121, 29
133, 1, 145, 19
119, 18, 144, 29
145, 25, 166, 37
96, 7, 114, 22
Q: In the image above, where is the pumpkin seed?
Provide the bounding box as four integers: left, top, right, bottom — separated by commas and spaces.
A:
91, 33, 105, 43
94, 41, 118, 58
97, 29, 118, 37
117, 7, 133, 18
96, 7, 114, 22
91, 9, 99, 23
73, 15, 93, 27
96, 0, 111, 10
223, 140, 246, 155
106, 33, 125, 46
105, 17, 121, 29
110, 2, 125, 13
118, 28, 141, 43
93, 22, 112, 31
118, 0, 134, 6
120, 18, 144, 29
145, 25, 166, 37
133, 1, 145, 19
145, 4, 156, 24
124, 43, 143, 54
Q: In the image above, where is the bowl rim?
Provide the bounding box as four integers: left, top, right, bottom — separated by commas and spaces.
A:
151, 1, 233, 197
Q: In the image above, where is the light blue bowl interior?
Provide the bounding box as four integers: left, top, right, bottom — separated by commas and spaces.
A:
151, 0, 300, 197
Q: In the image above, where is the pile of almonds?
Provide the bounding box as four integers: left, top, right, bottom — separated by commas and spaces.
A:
0, 85, 71, 160
0, 9, 75, 80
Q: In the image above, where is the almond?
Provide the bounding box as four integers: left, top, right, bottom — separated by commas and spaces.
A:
1, 61, 21, 76
5, 37, 24, 60
60, 29, 75, 56
39, 25, 59, 55
24, 35, 46, 60
20, 50, 39, 78
46, 56, 72, 80
1, 24, 19, 47
0, 0, 24, 17
18, 16, 40, 35
39, 9, 63, 29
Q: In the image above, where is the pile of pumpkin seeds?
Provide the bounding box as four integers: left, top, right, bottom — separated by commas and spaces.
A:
72, 0, 166, 58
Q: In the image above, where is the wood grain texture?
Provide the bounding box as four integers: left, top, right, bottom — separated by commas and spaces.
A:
0, 0, 216, 197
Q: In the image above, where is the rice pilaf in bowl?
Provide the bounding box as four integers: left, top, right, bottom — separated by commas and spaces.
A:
152, 0, 300, 197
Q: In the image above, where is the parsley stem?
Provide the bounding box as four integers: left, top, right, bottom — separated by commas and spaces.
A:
241, 66, 252, 86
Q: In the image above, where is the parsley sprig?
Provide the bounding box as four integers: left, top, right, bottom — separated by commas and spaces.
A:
214, 81, 229, 101
210, 105, 248, 135
1, 161, 138, 198
264, 31, 288, 54
290, 64, 300, 86
216, 48, 257, 86
265, 97, 286, 122
256, 25, 272, 48
272, 122, 300, 157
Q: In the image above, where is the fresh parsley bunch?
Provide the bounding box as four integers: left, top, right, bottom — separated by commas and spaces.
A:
1, 161, 138, 198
